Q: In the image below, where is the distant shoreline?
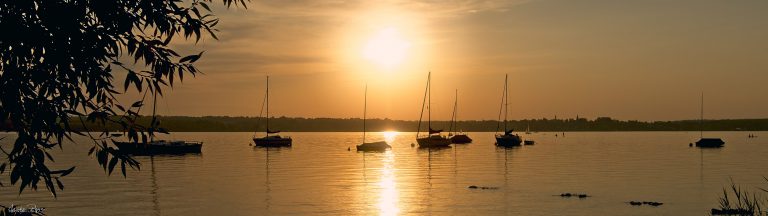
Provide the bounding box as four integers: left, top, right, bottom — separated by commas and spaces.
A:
61, 116, 768, 132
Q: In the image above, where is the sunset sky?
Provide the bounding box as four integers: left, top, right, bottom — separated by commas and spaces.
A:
135, 0, 768, 121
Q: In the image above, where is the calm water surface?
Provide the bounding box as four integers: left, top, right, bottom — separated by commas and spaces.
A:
1, 132, 767, 215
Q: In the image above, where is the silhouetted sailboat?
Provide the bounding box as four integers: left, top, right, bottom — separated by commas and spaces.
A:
254, 76, 292, 147
695, 93, 724, 148
495, 74, 522, 147
416, 72, 451, 148
357, 84, 391, 151
449, 89, 472, 144
523, 124, 535, 144
115, 90, 203, 155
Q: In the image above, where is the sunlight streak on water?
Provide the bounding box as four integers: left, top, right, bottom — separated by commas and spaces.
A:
378, 150, 399, 216
383, 131, 398, 143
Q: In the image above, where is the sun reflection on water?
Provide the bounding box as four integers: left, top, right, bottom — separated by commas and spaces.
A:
378, 150, 399, 216
383, 131, 398, 143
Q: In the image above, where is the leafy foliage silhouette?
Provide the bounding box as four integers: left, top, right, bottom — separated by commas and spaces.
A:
0, 0, 247, 197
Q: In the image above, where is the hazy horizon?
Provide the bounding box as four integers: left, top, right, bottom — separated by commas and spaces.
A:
142, 115, 768, 122
119, 0, 767, 121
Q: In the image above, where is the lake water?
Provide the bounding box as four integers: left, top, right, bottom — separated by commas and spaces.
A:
1, 132, 766, 215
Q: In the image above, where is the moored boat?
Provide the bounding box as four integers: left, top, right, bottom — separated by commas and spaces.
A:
416, 72, 451, 148
695, 138, 724, 148
253, 76, 292, 147
115, 89, 203, 155
356, 84, 391, 152
115, 140, 202, 155
448, 89, 472, 144
495, 74, 522, 147
693, 93, 724, 148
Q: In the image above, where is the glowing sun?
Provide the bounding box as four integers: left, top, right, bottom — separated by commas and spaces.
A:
362, 27, 411, 69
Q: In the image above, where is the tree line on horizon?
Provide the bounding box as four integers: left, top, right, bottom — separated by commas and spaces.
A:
37, 116, 768, 132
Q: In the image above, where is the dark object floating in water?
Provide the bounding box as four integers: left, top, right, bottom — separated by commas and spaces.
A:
692, 93, 724, 148
468, 185, 498, 190
356, 85, 391, 152
115, 140, 202, 155
559, 193, 590, 198
254, 76, 293, 148
411, 143, 415, 147
524, 140, 535, 145
415, 72, 452, 148
627, 201, 663, 206
356, 141, 392, 152
696, 138, 725, 148
711, 208, 752, 215
347, 147, 350, 151
254, 135, 293, 147
448, 90, 472, 144
450, 134, 473, 144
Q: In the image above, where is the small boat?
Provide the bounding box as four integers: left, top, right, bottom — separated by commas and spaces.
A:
496, 130, 522, 147
450, 133, 472, 144
524, 140, 535, 145
253, 76, 292, 147
694, 93, 724, 148
695, 138, 724, 148
416, 72, 451, 148
254, 134, 292, 147
357, 141, 391, 152
356, 84, 391, 152
115, 89, 202, 155
114, 140, 202, 155
495, 74, 522, 147
448, 89, 472, 144
525, 124, 532, 134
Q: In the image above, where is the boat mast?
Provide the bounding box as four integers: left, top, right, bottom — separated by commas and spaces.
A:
416, 72, 430, 138
504, 74, 509, 132
363, 84, 367, 144
266, 76, 270, 135
700, 92, 703, 139
428, 72, 431, 131
450, 89, 458, 135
